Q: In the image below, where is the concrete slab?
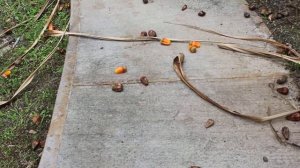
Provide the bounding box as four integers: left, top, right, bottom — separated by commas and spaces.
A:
40, 0, 300, 167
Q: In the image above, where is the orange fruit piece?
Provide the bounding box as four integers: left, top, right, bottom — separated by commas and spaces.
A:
2, 70, 11, 78
160, 38, 172, 46
189, 41, 201, 48
114, 66, 127, 74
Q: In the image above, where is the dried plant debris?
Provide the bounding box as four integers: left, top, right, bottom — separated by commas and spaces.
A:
276, 75, 288, 84
281, 126, 290, 140
112, 82, 124, 92
205, 119, 215, 128
140, 76, 149, 86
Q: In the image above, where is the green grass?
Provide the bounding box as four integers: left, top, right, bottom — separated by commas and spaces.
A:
0, 0, 70, 167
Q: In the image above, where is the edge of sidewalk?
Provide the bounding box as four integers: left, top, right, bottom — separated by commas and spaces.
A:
38, 1, 80, 167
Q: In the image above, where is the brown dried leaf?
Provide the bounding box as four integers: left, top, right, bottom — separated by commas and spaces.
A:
205, 119, 214, 128
32, 114, 42, 125
281, 126, 290, 140
32, 140, 39, 150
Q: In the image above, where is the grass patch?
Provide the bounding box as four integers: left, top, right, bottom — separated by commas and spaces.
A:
0, 0, 70, 167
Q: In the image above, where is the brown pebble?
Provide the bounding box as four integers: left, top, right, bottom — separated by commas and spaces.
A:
112, 82, 123, 92
140, 76, 149, 86
148, 30, 157, 37
263, 156, 268, 162
182, 4, 187, 11
244, 12, 250, 18
281, 126, 290, 140
198, 11, 206, 17
286, 112, 300, 121
276, 87, 289, 95
143, 0, 148, 4
276, 75, 288, 84
140, 31, 148, 36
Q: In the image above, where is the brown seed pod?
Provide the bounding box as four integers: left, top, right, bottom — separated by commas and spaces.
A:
112, 82, 123, 92
286, 112, 300, 121
281, 126, 290, 140
276, 75, 288, 85
276, 87, 289, 95
205, 119, 215, 128
140, 76, 149, 86
198, 11, 206, 17
143, 0, 148, 4
148, 30, 157, 37
140, 31, 148, 36
244, 12, 250, 18
182, 4, 187, 11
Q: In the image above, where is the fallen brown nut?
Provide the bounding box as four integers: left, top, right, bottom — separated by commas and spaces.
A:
140, 31, 148, 36
276, 75, 288, 85
148, 30, 157, 37
198, 11, 206, 17
140, 76, 149, 86
248, 4, 257, 11
286, 112, 300, 121
276, 87, 289, 95
112, 83, 124, 92
244, 12, 250, 18
281, 126, 290, 140
143, 0, 148, 4
182, 4, 187, 11
205, 119, 215, 128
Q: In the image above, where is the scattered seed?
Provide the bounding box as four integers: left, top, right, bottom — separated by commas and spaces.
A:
244, 12, 250, 18
140, 31, 148, 36
263, 156, 268, 162
112, 82, 123, 92
182, 4, 187, 11
140, 76, 149, 86
148, 30, 157, 37
281, 126, 290, 140
276, 87, 289, 95
248, 4, 257, 11
276, 75, 288, 84
143, 0, 148, 4
198, 11, 206, 17
205, 119, 215, 128
286, 112, 300, 121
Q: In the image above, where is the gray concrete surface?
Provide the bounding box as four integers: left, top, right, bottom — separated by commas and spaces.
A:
40, 0, 300, 168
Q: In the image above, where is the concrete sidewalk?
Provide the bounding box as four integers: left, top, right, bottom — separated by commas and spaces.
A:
40, 0, 300, 167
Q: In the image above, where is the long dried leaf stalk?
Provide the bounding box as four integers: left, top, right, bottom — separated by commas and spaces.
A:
165, 22, 300, 57
1, 0, 61, 75
0, 21, 69, 107
218, 43, 300, 64
173, 53, 300, 122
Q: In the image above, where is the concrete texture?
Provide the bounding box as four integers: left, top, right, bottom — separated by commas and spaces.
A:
40, 0, 300, 167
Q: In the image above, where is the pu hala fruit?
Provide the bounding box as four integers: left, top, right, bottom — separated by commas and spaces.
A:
189, 41, 201, 48
114, 66, 127, 74
2, 70, 11, 78
160, 38, 171, 46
